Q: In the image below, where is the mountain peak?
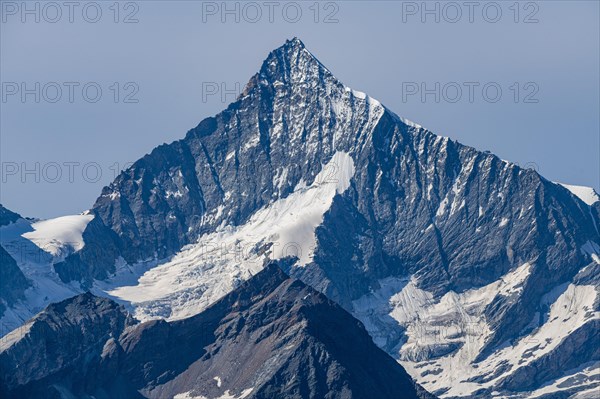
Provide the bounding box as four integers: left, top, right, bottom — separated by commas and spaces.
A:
285, 36, 305, 48
274, 36, 308, 57
41, 291, 128, 323
255, 37, 334, 88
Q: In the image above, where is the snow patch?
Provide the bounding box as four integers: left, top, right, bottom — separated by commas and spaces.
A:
559, 183, 600, 206
436, 197, 449, 218
0, 218, 89, 337
581, 241, 600, 265
165, 190, 185, 199
399, 116, 422, 130
0, 320, 33, 352
22, 214, 94, 259
174, 388, 253, 399
106, 191, 120, 200
243, 135, 259, 151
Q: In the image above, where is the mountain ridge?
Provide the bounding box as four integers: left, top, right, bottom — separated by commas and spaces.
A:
0, 262, 436, 399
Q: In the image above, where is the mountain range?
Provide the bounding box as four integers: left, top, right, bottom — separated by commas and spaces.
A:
1, 38, 599, 398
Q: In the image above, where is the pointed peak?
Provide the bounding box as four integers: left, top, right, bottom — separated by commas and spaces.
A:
266, 37, 307, 58
249, 37, 336, 90
238, 38, 332, 100
284, 36, 305, 49
239, 37, 390, 120
239, 261, 290, 292
42, 292, 119, 318
265, 37, 316, 67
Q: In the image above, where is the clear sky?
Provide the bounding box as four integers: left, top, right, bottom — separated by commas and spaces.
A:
1, 0, 599, 218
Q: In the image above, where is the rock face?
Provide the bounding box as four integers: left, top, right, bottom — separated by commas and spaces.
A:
0, 292, 136, 399
498, 318, 600, 393
0, 263, 435, 399
2, 39, 599, 397
0, 206, 30, 316
0, 246, 30, 315
0, 205, 21, 227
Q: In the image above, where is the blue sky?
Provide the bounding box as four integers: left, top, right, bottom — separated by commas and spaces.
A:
1, 1, 599, 218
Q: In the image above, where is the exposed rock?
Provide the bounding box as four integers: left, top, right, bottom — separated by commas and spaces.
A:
0, 205, 21, 227
0, 205, 31, 316
0, 263, 436, 399
0, 246, 30, 315
499, 319, 599, 392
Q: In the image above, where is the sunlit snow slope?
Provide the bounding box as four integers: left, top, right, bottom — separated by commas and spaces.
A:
104, 152, 354, 321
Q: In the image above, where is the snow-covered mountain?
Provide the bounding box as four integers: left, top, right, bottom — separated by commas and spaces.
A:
1, 38, 599, 398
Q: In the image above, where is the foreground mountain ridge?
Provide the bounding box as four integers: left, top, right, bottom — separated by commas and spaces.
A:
0, 263, 435, 399
1, 38, 599, 397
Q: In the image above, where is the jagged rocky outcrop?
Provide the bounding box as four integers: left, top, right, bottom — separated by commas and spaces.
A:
0, 205, 21, 227
0, 205, 31, 316
0, 246, 30, 315
0, 263, 435, 399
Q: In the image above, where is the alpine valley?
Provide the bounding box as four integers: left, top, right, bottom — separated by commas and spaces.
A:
1, 39, 599, 399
